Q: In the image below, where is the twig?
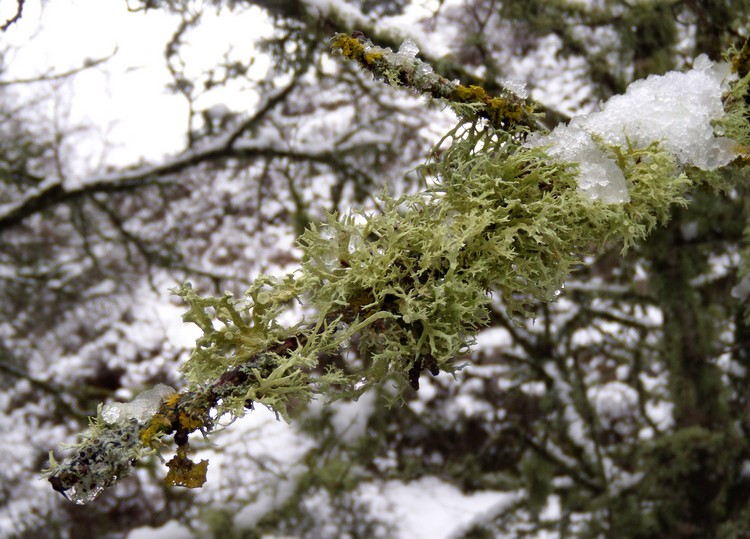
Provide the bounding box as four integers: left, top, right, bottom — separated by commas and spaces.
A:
1, 0, 24, 32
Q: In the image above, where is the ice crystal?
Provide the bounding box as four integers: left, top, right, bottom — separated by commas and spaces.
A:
500, 78, 528, 99
102, 384, 175, 424
397, 38, 419, 58
526, 124, 630, 203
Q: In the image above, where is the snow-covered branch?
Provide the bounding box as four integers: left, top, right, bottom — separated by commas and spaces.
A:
0, 81, 368, 232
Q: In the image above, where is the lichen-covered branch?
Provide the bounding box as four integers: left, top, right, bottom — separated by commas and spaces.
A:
330, 33, 541, 130
45, 35, 750, 504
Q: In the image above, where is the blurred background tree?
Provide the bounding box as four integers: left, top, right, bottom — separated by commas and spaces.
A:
2, 0, 750, 537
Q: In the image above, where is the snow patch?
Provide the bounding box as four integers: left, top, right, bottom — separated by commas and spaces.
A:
358, 477, 518, 539
233, 464, 307, 528
329, 390, 377, 444
127, 521, 193, 539
527, 55, 738, 203
588, 381, 638, 425
527, 124, 629, 203
578, 55, 736, 170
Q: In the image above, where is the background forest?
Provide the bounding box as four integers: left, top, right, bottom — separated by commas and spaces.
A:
2, 0, 750, 537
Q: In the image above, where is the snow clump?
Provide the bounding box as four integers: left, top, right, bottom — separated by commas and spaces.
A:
588, 381, 639, 431
527, 54, 738, 204
529, 124, 629, 203
101, 383, 175, 424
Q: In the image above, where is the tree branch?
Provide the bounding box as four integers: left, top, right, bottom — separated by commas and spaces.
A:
0, 52, 116, 85
0, 103, 361, 234
1, 0, 24, 32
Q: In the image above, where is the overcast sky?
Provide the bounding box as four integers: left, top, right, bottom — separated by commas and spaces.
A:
2, 0, 272, 172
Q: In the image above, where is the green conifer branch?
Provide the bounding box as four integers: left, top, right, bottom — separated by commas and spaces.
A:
44, 35, 750, 504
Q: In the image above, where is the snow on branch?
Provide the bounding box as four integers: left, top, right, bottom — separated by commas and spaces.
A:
45, 35, 750, 504
0, 82, 333, 233
526, 55, 741, 204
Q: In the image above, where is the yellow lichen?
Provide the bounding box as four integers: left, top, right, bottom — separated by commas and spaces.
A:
363, 51, 384, 65
165, 451, 208, 489
178, 410, 204, 431
330, 34, 365, 61
164, 393, 181, 408
139, 412, 172, 447
451, 84, 531, 126
452, 84, 489, 102
486, 96, 529, 124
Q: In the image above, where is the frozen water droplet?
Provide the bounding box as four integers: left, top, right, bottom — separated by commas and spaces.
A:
69, 483, 105, 505
398, 38, 419, 58
61, 467, 122, 505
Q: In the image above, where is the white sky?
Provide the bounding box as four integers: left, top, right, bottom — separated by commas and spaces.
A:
2, 0, 272, 172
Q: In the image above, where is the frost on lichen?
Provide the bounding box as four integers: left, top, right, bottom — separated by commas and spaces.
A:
43, 386, 177, 504
44, 415, 145, 504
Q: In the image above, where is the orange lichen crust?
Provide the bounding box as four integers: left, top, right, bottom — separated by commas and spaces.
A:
450, 84, 535, 127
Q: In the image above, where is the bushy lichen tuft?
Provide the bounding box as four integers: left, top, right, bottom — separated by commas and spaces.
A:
169, 117, 700, 421
47, 35, 750, 503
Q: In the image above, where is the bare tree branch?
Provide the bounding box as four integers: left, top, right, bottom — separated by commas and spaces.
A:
0, 51, 116, 85
1, 0, 24, 32
0, 80, 360, 233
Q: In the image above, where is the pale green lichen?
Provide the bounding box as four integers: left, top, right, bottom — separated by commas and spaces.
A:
173, 119, 699, 416
47, 35, 750, 504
